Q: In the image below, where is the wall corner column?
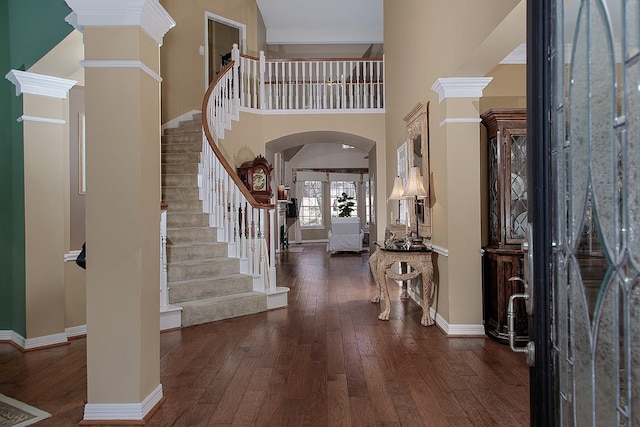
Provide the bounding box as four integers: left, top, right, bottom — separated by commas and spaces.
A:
65, 0, 175, 423
5, 69, 77, 349
430, 77, 491, 335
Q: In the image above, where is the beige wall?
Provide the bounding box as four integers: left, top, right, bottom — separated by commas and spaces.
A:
65, 261, 86, 329
160, 0, 260, 122
384, 0, 526, 329
22, 94, 69, 340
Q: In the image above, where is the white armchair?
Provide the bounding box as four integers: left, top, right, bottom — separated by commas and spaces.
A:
327, 217, 364, 253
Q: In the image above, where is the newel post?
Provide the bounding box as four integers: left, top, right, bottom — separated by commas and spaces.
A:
259, 51, 266, 109
268, 207, 276, 291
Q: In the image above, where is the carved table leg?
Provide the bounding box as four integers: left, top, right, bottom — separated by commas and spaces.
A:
377, 260, 395, 321
369, 247, 381, 303
416, 259, 435, 326
396, 261, 407, 300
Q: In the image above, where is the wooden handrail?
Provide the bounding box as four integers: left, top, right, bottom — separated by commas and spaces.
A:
201, 61, 274, 210
239, 53, 383, 63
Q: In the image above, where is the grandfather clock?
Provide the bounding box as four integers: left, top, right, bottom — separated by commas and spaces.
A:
480, 108, 529, 344
237, 155, 272, 204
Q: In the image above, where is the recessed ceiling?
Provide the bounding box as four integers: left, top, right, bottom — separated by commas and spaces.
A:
256, 0, 383, 45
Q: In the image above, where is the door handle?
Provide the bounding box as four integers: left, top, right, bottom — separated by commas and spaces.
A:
506, 284, 535, 367
505, 222, 536, 367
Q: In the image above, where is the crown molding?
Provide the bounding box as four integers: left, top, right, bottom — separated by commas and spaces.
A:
431, 77, 493, 103
5, 70, 77, 99
65, 0, 175, 46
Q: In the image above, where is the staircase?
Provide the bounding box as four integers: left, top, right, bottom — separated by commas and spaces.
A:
161, 113, 267, 327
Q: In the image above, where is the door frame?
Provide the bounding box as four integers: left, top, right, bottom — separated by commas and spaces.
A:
203, 12, 247, 89
526, 0, 555, 425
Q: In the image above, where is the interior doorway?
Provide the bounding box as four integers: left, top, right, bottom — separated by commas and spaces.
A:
204, 13, 246, 86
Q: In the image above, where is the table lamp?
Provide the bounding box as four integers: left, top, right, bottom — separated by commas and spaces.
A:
403, 166, 428, 247
388, 176, 405, 223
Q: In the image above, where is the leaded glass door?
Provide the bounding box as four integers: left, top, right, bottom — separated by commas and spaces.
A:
531, 0, 640, 425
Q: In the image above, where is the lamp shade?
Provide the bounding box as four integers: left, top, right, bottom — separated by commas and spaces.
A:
388, 176, 406, 200
403, 167, 428, 199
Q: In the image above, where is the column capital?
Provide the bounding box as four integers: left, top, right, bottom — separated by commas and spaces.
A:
5, 70, 77, 98
65, 0, 175, 46
431, 77, 493, 103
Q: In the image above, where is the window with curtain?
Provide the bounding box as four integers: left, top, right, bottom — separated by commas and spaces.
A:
330, 181, 357, 217
299, 180, 323, 227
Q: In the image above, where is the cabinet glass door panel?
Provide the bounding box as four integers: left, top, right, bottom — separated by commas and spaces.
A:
507, 130, 528, 243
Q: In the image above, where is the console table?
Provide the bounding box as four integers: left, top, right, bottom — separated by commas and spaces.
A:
369, 245, 435, 326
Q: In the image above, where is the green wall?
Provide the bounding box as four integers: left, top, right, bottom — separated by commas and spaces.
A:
0, 0, 72, 335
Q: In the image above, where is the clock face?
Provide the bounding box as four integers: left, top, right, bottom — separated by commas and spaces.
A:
252, 168, 267, 191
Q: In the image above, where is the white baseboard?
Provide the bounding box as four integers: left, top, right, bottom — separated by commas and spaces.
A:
162, 110, 201, 131
1, 330, 70, 349
83, 384, 163, 422
66, 325, 87, 338
24, 332, 68, 350
0, 330, 26, 348
432, 310, 485, 337
267, 287, 290, 310
160, 305, 182, 331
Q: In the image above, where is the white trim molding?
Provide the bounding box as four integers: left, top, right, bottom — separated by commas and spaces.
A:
0, 330, 26, 348
64, 250, 82, 262
17, 115, 66, 125
24, 333, 69, 350
438, 117, 482, 128
432, 310, 485, 337
5, 70, 77, 98
430, 244, 448, 257
162, 109, 201, 131
65, 325, 87, 338
80, 60, 162, 82
83, 384, 163, 422
430, 77, 493, 103
65, 0, 176, 46
501, 43, 527, 64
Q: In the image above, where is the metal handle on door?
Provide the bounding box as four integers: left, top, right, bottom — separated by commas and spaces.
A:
507, 282, 535, 367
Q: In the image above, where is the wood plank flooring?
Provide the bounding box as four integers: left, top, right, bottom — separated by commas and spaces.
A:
0, 244, 530, 426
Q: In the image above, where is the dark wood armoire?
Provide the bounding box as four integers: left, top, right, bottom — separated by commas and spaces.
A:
480, 108, 529, 344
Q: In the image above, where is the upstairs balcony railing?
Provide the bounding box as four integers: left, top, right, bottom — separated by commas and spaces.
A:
207, 44, 385, 140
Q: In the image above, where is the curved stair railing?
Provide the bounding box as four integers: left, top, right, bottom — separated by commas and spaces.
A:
201, 62, 277, 296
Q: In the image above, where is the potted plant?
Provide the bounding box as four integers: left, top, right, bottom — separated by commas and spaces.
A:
337, 192, 355, 217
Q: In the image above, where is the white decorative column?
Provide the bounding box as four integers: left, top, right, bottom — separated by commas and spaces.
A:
5, 70, 77, 349
65, 0, 175, 423
430, 77, 492, 336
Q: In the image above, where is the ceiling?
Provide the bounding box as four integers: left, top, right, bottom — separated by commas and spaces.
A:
256, 0, 383, 58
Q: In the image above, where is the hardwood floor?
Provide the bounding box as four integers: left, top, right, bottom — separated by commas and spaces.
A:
0, 244, 530, 426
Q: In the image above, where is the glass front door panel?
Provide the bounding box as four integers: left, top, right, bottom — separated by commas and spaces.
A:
552, 0, 639, 425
